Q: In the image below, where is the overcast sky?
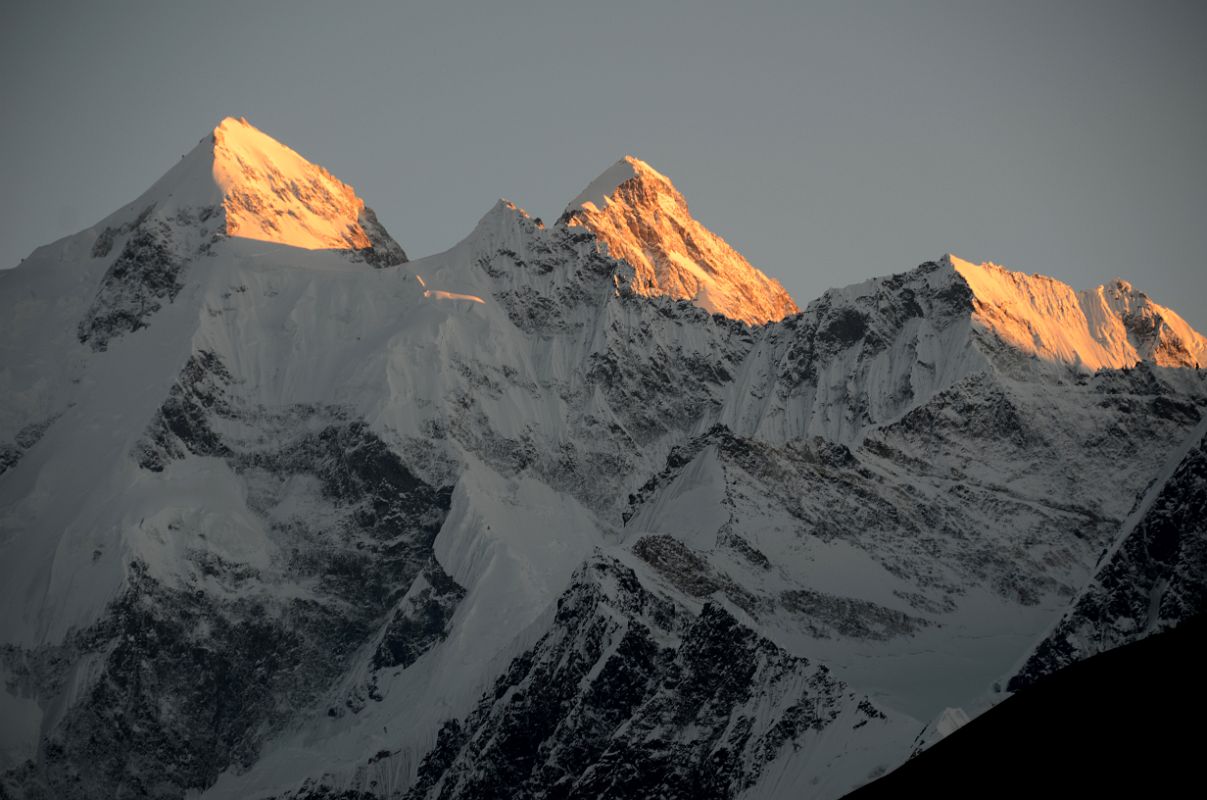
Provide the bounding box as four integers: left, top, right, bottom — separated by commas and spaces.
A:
2, 1, 1204, 328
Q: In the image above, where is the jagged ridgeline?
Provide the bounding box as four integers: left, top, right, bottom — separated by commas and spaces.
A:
1, 118, 1205, 800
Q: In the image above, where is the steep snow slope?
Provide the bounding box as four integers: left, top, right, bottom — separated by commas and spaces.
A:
1, 121, 1206, 800
560, 156, 799, 325
951, 254, 1207, 370
718, 260, 988, 445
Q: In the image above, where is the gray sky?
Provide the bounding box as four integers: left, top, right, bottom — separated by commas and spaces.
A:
3, 1, 1204, 328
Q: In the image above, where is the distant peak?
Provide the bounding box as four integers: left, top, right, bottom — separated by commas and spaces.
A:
557, 157, 798, 325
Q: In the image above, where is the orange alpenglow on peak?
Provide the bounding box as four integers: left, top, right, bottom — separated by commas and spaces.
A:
210, 116, 373, 251
122, 116, 405, 263
947, 254, 1207, 370
209, 116, 408, 259
559, 156, 800, 326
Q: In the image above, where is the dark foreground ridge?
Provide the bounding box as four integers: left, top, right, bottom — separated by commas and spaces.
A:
845, 614, 1207, 799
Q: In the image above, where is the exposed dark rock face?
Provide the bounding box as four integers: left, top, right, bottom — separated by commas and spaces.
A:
1, 352, 460, 800
372, 561, 466, 671
632, 534, 765, 616
0, 414, 59, 476
889, 374, 1038, 450
136, 350, 235, 470
78, 207, 220, 351
353, 207, 408, 268
359, 557, 895, 800
3, 562, 374, 799
779, 589, 930, 641
90, 204, 157, 259
1010, 430, 1207, 690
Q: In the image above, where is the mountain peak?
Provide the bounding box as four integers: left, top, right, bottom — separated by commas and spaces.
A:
558, 156, 799, 325
946, 254, 1206, 370
563, 155, 673, 214
208, 116, 403, 259
105, 116, 405, 264
212, 114, 253, 135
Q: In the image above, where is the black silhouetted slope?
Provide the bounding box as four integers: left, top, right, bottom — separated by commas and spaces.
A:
845, 614, 1207, 799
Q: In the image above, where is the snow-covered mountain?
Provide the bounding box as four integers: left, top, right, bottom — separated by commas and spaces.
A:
1, 118, 1204, 800
951, 254, 1207, 370
560, 155, 799, 325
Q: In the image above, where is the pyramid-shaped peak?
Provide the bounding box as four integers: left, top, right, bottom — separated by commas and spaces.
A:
207, 117, 398, 256
558, 156, 798, 325
100, 116, 405, 264
618, 154, 674, 185
209, 116, 343, 192
563, 155, 678, 215
213, 115, 255, 135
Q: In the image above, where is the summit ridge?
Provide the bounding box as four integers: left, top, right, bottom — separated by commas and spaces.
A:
949, 254, 1207, 370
